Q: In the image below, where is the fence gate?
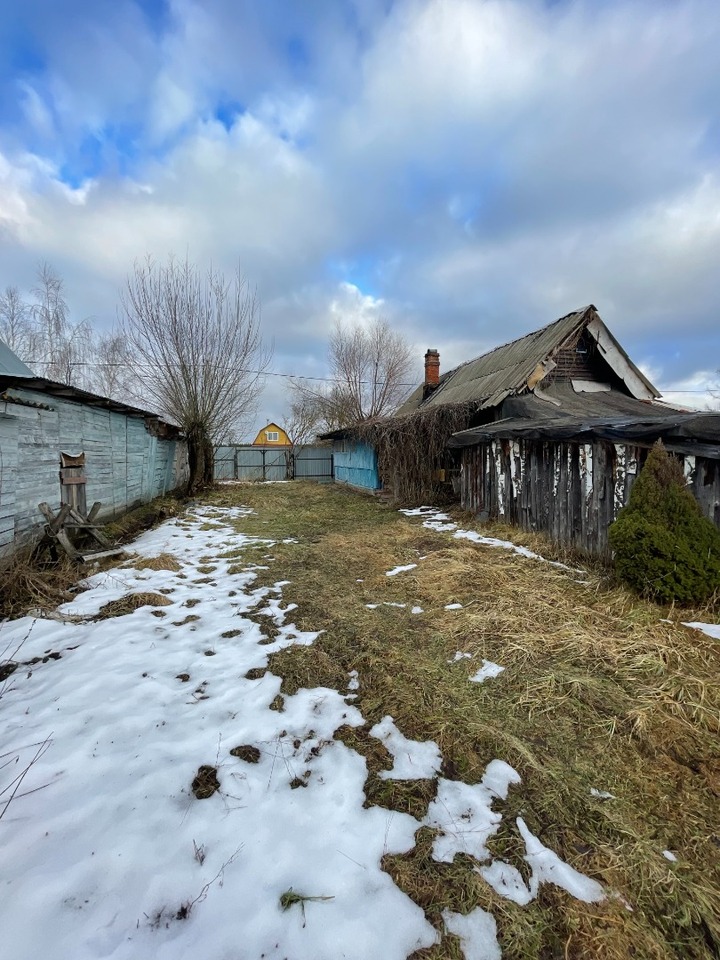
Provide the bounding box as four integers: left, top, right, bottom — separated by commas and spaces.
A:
214, 445, 333, 482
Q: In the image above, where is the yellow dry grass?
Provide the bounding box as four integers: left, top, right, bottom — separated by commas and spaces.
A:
128, 553, 182, 572
95, 592, 173, 619
204, 481, 720, 959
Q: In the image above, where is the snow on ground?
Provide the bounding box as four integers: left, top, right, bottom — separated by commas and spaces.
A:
1, 502, 606, 960
386, 563, 417, 577
370, 717, 442, 780
476, 818, 606, 906
449, 651, 473, 663
0, 506, 436, 960
682, 621, 720, 640
425, 760, 521, 863
469, 660, 505, 684
442, 907, 502, 960
399, 507, 581, 572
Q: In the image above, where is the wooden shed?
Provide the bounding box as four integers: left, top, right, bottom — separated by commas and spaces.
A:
0, 337, 188, 556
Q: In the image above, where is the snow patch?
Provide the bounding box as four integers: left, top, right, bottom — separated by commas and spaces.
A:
370, 716, 442, 781
442, 907, 501, 960
386, 563, 418, 577
425, 760, 521, 862
469, 661, 505, 684
682, 621, 720, 640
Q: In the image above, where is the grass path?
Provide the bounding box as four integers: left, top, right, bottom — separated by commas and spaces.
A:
208, 481, 720, 959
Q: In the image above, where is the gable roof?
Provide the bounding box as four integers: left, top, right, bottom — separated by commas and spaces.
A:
396, 305, 660, 416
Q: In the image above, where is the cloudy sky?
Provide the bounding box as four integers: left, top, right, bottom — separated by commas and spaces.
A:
1, 0, 719, 434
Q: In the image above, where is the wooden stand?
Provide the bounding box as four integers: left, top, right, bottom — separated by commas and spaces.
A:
38, 501, 124, 563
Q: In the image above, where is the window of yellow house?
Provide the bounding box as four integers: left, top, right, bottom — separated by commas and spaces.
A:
266, 431, 279, 442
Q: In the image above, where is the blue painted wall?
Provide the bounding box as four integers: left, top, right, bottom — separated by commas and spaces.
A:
0, 386, 188, 553
332, 440, 381, 491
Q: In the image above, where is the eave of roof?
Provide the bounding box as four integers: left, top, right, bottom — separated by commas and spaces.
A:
0, 375, 182, 436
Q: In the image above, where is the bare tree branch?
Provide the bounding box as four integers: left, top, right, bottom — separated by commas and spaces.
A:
291, 318, 415, 430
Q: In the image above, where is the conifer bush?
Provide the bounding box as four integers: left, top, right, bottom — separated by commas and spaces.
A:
609, 442, 720, 605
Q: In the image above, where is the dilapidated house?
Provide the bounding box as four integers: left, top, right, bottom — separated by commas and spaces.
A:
0, 338, 187, 555
397, 305, 719, 553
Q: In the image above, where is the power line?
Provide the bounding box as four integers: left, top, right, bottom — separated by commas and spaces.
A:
18, 359, 718, 392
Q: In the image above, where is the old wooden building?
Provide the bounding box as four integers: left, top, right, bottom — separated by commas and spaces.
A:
0, 338, 188, 555
400, 306, 719, 554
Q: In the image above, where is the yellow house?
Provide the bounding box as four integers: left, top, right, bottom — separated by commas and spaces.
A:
252, 421, 291, 446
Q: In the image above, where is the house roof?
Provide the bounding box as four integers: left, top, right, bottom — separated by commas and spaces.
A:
396, 305, 660, 416
0, 338, 33, 378
0, 337, 182, 436
448, 383, 720, 457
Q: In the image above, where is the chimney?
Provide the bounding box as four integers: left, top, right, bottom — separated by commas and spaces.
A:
424, 349, 440, 387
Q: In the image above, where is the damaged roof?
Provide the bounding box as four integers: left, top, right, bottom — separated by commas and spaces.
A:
448, 383, 720, 458
396, 305, 660, 416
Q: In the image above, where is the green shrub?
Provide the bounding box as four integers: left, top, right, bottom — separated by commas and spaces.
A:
609, 442, 720, 605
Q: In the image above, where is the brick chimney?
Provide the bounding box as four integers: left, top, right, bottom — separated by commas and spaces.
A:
424, 349, 440, 387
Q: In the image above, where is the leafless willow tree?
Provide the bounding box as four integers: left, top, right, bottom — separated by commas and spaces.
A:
292, 318, 415, 431
120, 256, 272, 492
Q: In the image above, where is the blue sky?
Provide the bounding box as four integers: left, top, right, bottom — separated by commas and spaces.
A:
1, 0, 719, 432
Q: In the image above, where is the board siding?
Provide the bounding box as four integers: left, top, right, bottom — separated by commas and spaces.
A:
0, 389, 187, 553
460, 439, 719, 556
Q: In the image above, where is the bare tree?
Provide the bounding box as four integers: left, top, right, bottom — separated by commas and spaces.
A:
120, 255, 272, 492
292, 318, 415, 430
91, 331, 135, 403
284, 395, 324, 448
0, 286, 33, 358
25, 263, 95, 388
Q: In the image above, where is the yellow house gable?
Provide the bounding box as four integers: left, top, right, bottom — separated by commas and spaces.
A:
252, 421, 291, 446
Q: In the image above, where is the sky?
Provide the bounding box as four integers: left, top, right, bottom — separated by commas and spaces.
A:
0, 0, 718, 436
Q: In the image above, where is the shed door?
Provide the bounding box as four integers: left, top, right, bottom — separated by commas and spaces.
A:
60, 451, 87, 515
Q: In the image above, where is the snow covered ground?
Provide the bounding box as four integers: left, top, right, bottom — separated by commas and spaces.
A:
0, 503, 603, 960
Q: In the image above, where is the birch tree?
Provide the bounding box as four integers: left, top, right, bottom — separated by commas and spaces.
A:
292, 318, 415, 429
120, 256, 271, 492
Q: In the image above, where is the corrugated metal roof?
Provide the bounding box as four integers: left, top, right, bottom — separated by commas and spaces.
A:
0, 338, 33, 378
396, 305, 659, 416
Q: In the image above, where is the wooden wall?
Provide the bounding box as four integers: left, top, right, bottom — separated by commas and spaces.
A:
0, 389, 188, 553
459, 439, 720, 555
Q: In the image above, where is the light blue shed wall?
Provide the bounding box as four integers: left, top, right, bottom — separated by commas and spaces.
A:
0, 387, 187, 550
333, 441, 381, 491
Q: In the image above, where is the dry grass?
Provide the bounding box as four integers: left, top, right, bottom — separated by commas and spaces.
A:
205, 481, 720, 959
127, 553, 182, 572
95, 592, 173, 619
0, 547, 79, 619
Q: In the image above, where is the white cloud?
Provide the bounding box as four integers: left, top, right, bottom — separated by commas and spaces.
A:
0, 0, 719, 438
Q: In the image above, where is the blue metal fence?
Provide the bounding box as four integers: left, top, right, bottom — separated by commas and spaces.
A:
214, 445, 333, 482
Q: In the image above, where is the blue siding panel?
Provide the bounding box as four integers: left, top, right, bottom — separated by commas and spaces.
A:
0, 387, 188, 552
333, 441, 381, 491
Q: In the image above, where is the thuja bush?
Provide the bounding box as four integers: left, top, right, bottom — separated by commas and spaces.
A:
609, 442, 720, 605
